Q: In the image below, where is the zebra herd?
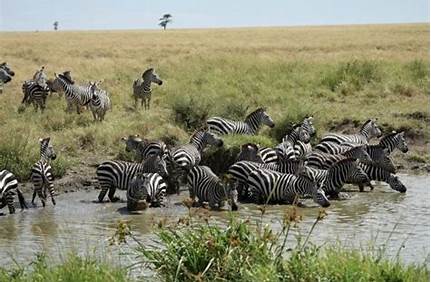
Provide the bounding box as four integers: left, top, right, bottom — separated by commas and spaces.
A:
0, 63, 410, 215
0, 63, 163, 120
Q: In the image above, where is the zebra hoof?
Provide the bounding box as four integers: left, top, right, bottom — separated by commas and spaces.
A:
111, 197, 120, 203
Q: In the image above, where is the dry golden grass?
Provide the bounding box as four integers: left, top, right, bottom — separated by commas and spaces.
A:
0, 23, 429, 179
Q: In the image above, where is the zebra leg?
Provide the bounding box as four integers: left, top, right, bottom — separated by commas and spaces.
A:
47, 183, 56, 205
32, 190, 37, 205
98, 186, 109, 202
134, 97, 138, 108
6, 194, 15, 214
147, 96, 151, 110
37, 188, 46, 207
108, 186, 120, 202
141, 98, 144, 108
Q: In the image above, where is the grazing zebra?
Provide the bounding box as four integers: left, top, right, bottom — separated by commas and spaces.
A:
127, 173, 167, 210
89, 81, 111, 121
355, 164, 407, 193
236, 143, 264, 163
0, 62, 15, 85
259, 122, 311, 163
54, 72, 93, 114
31, 137, 57, 207
133, 68, 163, 110
207, 107, 275, 135
0, 170, 27, 214
21, 80, 50, 112
171, 128, 223, 169
305, 146, 372, 169
302, 159, 369, 198
97, 154, 168, 202
187, 166, 238, 211
316, 119, 382, 153
47, 71, 73, 96
246, 169, 330, 207
227, 159, 304, 200
121, 135, 168, 161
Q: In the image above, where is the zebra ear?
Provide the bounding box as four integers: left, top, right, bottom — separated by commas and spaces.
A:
400, 131, 405, 137
39, 138, 44, 143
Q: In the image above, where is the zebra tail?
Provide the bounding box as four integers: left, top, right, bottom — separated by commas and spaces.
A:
16, 188, 28, 209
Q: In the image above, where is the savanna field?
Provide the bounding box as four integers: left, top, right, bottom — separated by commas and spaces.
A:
0, 23, 429, 180
0, 24, 430, 281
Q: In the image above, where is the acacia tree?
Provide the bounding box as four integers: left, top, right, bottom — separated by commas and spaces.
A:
159, 14, 172, 30
53, 21, 59, 31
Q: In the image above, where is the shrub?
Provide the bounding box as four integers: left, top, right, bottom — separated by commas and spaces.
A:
171, 95, 210, 131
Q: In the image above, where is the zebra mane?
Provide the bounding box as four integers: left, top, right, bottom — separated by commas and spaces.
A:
360, 119, 374, 131
332, 158, 357, 168
58, 72, 74, 84
189, 127, 207, 141
379, 131, 398, 143
142, 68, 154, 79
246, 107, 265, 119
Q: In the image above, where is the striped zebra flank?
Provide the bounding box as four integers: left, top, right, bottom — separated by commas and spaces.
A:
302, 158, 369, 198
54, 72, 93, 114
97, 154, 168, 202
305, 145, 372, 169
227, 159, 304, 200
171, 127, 223, 169
316, 119, 382, 153
206, 107, 275, 135
31, 137, 57, 207
127, 173, 167, 210
187, 166, 238, 210
133, 68, 163, 110
0, 170, 27, 214
246, 169, 330, 207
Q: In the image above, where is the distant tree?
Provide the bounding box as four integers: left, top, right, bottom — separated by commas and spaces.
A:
158, 14, 172, 30
53, 21, 59, 31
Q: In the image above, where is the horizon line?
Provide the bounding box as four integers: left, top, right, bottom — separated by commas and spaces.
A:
0, 21, 428, 33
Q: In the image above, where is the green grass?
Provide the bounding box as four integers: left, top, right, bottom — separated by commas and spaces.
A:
0, 253, 129, 282
0, 24, 429, 180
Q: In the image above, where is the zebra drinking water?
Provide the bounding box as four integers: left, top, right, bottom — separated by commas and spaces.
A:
0, 170, 28, 214
127, 173, 167, 210
31, 137, 57, 207
132, 68, 163, 110
206, 107, 275, 135
246, 169, 330, 207
54, 72, 93, 114
316, 119, 382, 153
187, 166, 238, 211
356, 164, 407, 193
97, 154, 168, 203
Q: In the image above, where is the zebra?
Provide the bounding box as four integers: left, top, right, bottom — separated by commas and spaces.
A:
132, 68, 163, 110
187, 166, 238, 211
121, 135, 168, 161
21, 80, 50, 112
89, 81, 111, 121
246, 169, 330, 207
31, 137, 57, 207
356, 164, 407, 193
227, 159, 304, 200
171, 127, 223, 169
32, 66, 48, 88
305, 145, 372, 170
236, 143, 264, 163
127, 173, 167, 210
0, 170, 28, 214
0, 62, 15, 85
378, 131, 408, 154
302, 158, 370, 198
96, 154, 168, 203
206, 107, 275, 135
54, 72, 93, 114
259, 122, 311, 163
316, 119, 382, 153
47, 71, 73, 97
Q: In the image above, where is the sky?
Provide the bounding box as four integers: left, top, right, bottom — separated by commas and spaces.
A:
0, 0, 429, 31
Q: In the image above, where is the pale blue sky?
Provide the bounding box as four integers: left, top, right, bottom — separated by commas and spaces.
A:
0, 0, 429, 31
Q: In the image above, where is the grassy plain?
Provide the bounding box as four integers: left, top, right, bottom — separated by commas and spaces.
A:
0, 23, 429, 179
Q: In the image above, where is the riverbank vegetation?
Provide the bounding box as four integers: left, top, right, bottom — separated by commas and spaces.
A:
0, 24, 429, 180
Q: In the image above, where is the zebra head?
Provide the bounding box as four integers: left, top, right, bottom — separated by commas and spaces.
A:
256, 108, 275, 128
121, 135, 144, 152
302, 116, 316, 136
387, 175, 407, 193
157, 154, 169, 177
129, 174, 150, 203
293, 123, 311, 143
380, 131, 409, 153
222, 175, 239, 211
142, 68, 163, 86
361, 119, 382, 139
39, 137, 56, 161
396, 131, 408, 153
299, 173, 330, 207
346, 145, 372, 164
191, 128, 224, 149
0, 62, 15, 76
237, 143, 263, 163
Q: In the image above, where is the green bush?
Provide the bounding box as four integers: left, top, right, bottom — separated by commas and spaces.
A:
171, 95, 210, 131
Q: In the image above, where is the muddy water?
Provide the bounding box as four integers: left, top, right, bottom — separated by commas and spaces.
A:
0, 174, 428, 268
